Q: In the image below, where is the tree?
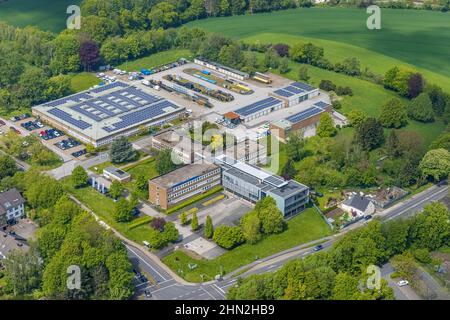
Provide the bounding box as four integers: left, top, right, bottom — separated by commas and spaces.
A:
386, 130, 401, 157
407, 73, 424, 99
409, 202, 450, 250
213, 225, 244, 249
272, 43, 289, 57
86, 144, 96, 154
150, 217, 166, 232
278, 57, 290, 74
355, 118, 385, 151
429, 132, 450, 152
427, 84, 448, 116
347, 109, 367, 128
290, 42, 324, 65
204, 215, 213, 238
281, 159, 297, 180
407, 92, 435, 122
71, 165, 88, 188
219, 43, 244, 69
109, 180, 124, 199
156, 149, 177, 175
263, 47, 280, 69
319, 80, 336, 92
381, 219, 409, 256
134, 174, 148, 192
297, 66, 310, 81
419, 148, 450, 181
332, 273, 360, 300
317, 113, 337, 137
240, 211, 262, 244
0, 154, 17, 179
79, 39, 101, 72
148, 2, 179, 29
285, 133, 305, 162
378, 99, 407, 128
383, 66, 416, 97
113, 198, 133, 222
255, 197, 284, 235
191, 212, 199, 231
180, 212, 188, 225
110, 136, 137, 164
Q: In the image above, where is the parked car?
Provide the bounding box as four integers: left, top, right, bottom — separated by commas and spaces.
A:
313, 244, 324, 252
144, 290, 152, 299
397, 280, 409, 287
364, 215, 373, 220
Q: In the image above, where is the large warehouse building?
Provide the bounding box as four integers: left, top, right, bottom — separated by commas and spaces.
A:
32, 82, 186, 147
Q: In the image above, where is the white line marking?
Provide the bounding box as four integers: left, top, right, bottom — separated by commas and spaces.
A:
213, 284, 226, 294
125, 244, 168, 281
150, 283, 177, 294
209, 284, 226, 299
202, 287, 217, 300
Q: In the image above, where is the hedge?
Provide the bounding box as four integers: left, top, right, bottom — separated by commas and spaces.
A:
128, 215, 153, 230
166, 186, 223, 214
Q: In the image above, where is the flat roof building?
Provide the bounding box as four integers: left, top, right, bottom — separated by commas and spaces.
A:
270, 101, 332, 141
103, 166, 131, 183
151, 129, 203, 164
194, 58, 249, 80
32, 82, 186, 147
149, 162, 221, 210
214, 155, 309, 217
271, 81, 319, 108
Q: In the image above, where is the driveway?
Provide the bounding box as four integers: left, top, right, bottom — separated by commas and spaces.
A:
381, 263, 421, 300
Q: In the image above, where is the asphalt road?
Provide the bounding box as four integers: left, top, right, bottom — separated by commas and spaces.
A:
127, 182, 449, 300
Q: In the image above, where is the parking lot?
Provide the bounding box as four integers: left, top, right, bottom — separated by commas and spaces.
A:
38, 127, 87, 161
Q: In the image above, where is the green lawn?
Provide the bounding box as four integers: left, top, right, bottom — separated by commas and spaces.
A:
0, 0, 82, 32
186, 7, 450, 90
123, 157, 159, 199
70, 72, 100, 92
60, 177, 155, 244
117, 49, 193, 72
162, 207, 331, 282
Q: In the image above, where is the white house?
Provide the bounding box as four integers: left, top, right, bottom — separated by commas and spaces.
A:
0, 188, 26, 228
340, 193, 376, 218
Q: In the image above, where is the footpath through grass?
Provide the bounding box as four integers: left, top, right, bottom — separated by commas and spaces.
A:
162, 207, 331, 282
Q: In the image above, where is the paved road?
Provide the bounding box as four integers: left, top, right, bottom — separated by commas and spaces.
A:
381, 263, 421, 300
130, 181, 449, 300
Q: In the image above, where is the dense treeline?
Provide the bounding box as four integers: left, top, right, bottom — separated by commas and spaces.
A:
228, 202, 450, 300
0, 170, 134, 299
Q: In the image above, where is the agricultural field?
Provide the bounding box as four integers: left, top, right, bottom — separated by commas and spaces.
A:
0, 0, 81, 32
187, 7, 450, 90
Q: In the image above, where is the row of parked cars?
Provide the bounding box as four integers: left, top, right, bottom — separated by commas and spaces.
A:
39, 128, 63, 140
21, 120, 44, 131
10, 113, 30, 122
72, 149, 87, 158
55, 138, 80, 150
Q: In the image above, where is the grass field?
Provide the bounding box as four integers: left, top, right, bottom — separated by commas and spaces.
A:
186, 8, 450, 89
70, 72, 100, 92
117, 49, 193, 72
162, 207, 331, 282
0, 0, 82, 32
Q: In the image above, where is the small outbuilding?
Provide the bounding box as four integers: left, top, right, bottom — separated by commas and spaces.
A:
103, 166, 131, 183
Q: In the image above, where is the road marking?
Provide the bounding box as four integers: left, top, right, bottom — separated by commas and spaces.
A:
201, 287, 217, 300
385, 187, 448, 221
124, 244, 168, 281
209, 284, 226, 299
149, 283, 177, 294
213, 284, 226, 294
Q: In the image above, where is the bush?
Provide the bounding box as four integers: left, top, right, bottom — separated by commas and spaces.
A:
336, 86, 353, 96
412, 248, 432, 264
213, 225, 244, 249
319, 80, 336, 92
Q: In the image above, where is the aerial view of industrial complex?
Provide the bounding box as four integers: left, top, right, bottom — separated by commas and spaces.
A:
0, 0, 449, 309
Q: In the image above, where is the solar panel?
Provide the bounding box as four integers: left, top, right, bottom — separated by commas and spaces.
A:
264, 175, 286, 187
90, 81, 128, 94
286, 106, 324, 124
291, 82, 315, 92
314, 101, 329, 108
274, 89, 294, 97
47, 108, 91, 130
102, 100, 179, 133
44, 93, 93, 107
284, 85, 304, 95
235, 97, 282, 117
71, 105, 104, 122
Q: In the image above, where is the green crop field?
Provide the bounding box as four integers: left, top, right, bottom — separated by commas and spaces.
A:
0, 0, 81, 32
186, 7, 450, 89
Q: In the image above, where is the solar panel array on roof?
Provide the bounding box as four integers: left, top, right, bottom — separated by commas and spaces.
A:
284, 85, 304, 95
314, 101, 329, 108
273, 89, 294, 98
103, 100, 178, 133
47, 108, 91, 130
90, 81, 128, 94
44, 92, 93, 107
235, 97, 282, 117
264, 175, 286, 187
291, 82, 315, 92
286, 106, 324, 124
